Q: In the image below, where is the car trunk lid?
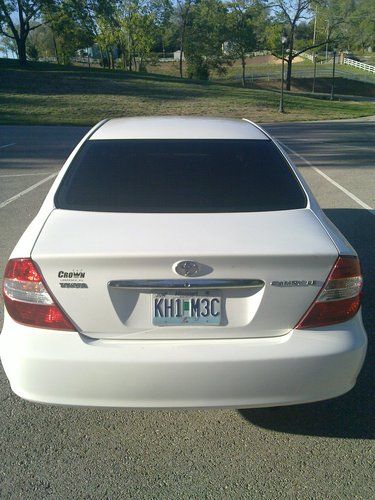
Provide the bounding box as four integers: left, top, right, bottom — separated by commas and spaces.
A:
31, 208, 338, 339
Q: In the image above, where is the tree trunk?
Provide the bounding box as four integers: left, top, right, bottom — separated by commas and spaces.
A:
50, 31, 60, 64
105, 48, 111, 68
109, 50, 114, 69
99, 46, 105, 68
285, 31, 294, 91
179, 37, 183, 78
16, 37, 27, 66
241, 55, 246, 87
285, 55, 293, 91
121, 46, 126, 69
178, 1, 191, 79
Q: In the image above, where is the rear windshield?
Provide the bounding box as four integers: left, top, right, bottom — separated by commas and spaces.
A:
55, 139, 307, 213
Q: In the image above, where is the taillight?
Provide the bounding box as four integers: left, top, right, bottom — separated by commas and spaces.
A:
3, 258, 75, 331
295, 256, 363, 329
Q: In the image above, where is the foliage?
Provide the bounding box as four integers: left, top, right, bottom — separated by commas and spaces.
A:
318, 0, 375, 52
226, 0, 265, 85
49, 5, 93, 64
226, 1, 256, 60
263, 0, 329, 90
0, 0, 373, 78
26, 38, 39, 60
0, 0, 55, 64
185, 0, 230, 80
116, 0, 159, 70
25, 23, 55, 58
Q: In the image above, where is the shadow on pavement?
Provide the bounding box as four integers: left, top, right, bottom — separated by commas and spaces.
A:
0, 126, 88, 171
239, 208, 374, 439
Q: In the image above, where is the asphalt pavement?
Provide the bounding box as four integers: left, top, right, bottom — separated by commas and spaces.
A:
0, 121, 374, 499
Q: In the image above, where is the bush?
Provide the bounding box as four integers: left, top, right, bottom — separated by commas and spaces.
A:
27, 43, 39, 62
138, 61, 148, 72
186, 56, 210, 80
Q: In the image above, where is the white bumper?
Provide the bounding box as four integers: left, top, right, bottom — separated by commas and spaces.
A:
0, 313, 367, 408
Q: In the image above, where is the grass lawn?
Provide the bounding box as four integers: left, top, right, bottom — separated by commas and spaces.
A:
152, 56, 375, 85
149, 56, 312, 79
0, 59, 374, 126
228, 76, 375, 98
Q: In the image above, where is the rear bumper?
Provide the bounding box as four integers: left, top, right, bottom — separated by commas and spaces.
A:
0, 312, 367, 408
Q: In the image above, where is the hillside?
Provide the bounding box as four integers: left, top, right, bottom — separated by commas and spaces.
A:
0, 59, 373, 125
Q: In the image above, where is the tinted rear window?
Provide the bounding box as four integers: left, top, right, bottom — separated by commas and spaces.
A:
55, 139, 307, 212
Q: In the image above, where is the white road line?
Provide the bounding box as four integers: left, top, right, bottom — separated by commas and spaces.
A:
0, 173, 57, 209
0, 143, 16, 150
280, 142, 374, 216
339, 144, 375, 151
275, 138, 327, 143
0, 172, 55, 178
275, 140, 375, 150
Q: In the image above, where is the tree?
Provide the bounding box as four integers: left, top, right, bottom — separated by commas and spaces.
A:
318, 0, 374, 53
26, 37, 39, 59
227, 0, 257, 86
64, 0, 118, 67
50, 6, 93, 64
150, 0, 173, 57
89, 13, 113, 67
294, 19, 313, 42
175, 0, 193, 77
264, 0, 330, 91
352, 0, 375, 52
0, 32, 17, 56
125, 2, 157, 70
25, 22, 58, 60
0, 0, 53, 65
107, 0, 158, 71
184, 0, 230, 80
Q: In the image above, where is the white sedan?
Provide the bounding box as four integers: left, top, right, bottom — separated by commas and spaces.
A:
0, 117, 367, 408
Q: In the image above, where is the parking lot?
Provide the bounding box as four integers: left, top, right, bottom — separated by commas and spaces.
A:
0, 120, 374, 498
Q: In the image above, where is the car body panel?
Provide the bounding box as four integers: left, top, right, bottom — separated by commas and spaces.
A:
31, 208, 338, 339
89, 116, 268, 141
0, 311, 367, 408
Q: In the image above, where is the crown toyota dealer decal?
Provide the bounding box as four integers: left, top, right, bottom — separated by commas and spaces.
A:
58, 270, 88, 288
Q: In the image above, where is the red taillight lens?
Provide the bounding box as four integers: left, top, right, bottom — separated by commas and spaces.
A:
295, 256, 363, 329
3, 258, 75, 331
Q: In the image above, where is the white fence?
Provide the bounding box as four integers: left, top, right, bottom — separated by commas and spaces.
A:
343, 58, 375, 73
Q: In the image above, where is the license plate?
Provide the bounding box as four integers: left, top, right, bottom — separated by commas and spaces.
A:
152, 292, 221, 326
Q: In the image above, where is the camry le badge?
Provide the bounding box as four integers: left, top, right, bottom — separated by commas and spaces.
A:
271, 280, 317, 287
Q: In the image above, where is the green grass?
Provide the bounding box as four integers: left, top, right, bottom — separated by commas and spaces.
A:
362, 54, 375, 65
153, 56, 375, 84
149, 56, 314, 79
0, 58, 373, 126
223, 75, 375, 98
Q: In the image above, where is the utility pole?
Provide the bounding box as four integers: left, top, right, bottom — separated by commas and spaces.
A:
312, 6, 318, 93
279, 34, 287, 113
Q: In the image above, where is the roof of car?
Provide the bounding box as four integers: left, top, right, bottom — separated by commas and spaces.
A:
89, 117, 269, 141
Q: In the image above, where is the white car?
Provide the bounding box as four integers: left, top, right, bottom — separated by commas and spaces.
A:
0, 117, 367, 408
